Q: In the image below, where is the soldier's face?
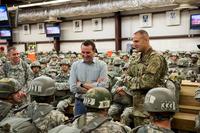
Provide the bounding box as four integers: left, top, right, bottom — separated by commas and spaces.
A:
12, 91, 27, 103
31, 66, 41, 73
81, 45, 95, 63
9, 49, 20, 64
61, 64, 69, 72
133, 33, 147, 53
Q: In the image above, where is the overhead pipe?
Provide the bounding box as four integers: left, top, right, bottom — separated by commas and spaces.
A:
14, 0, 176, 23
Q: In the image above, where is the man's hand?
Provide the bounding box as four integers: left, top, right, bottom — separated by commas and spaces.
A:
116, 87, 126, 96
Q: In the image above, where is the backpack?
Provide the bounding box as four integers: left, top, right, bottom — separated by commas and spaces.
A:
0, 117, 38, 133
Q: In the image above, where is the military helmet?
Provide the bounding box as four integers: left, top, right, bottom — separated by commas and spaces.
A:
39, 58, 49, 64
71, 54, 76, 58
51, 54, 58, 58
28, 76, 55, 96
191, 54, 198, 59
83, 87, 111, 109
195, 88, 200, 102
113, 57, 122, 66
30, 61, 41, 69
144, 87, 177, 112
59, 59, 70, 66
0, 78, 21, 99
177, 58, 189, 67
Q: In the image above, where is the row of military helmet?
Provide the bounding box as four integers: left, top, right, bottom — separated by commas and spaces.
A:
0, 76, 178, 133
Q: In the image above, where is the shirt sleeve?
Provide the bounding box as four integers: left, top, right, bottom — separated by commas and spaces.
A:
69, 62, 82, 94
95, 61, 108, 88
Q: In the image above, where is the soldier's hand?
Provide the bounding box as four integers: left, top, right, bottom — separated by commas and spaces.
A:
116, 87, 126, 96
57, 100, 70, 113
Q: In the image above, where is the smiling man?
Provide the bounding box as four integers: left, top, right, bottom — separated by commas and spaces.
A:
69, 40, 108, 116
3, 47, 33, 88
127, 30, 168, 127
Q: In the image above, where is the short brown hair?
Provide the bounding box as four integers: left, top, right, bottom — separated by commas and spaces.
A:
81, 40, 97, 53
134, 30, 149, 40
7, 46, 17, 53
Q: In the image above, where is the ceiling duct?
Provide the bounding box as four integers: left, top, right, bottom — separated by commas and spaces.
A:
174, 3, 198, 10
11, 0, 177, 24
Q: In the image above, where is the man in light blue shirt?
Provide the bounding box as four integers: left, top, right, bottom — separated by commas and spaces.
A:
69, 40, 108, 116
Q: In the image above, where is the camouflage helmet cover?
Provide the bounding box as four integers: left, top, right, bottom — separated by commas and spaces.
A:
59, 59, 70, 66
83, 87, 111, 109
177, 58, 189, 67
28, 76, 55, 96
0, 78, 21, 98
144, 87, 177, 112
39, 58, 49, 64
30, 61, 41, 69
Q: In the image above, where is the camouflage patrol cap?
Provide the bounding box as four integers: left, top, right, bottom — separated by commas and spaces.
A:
28, 76, 55, 96
30, 61, 41, 69
144, 87, 177, 112
59, 59, 70, 66
83, 87, 111, 109
0, 78, 21, 99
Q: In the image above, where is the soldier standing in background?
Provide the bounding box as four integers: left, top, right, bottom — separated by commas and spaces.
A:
3, 47, 33, 89
55, 59, 74, 113
127, 30, 168, 127
30, 61, 42, 79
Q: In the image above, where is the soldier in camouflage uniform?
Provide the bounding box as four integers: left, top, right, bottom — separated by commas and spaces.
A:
3, 47, 33, 89
108, 65, 133, 127
0, 78, 27, 121
30, 61, 42, 79
0, 60, 5, 79
72, 87, 130, 133
18, 76, 69, 132
55, 59, 74, 113
48, 54, 59, 70
127, 30, 168, 127
131, 87, 177, 133
167, 52, 178, 73
39, 57, 49, 75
